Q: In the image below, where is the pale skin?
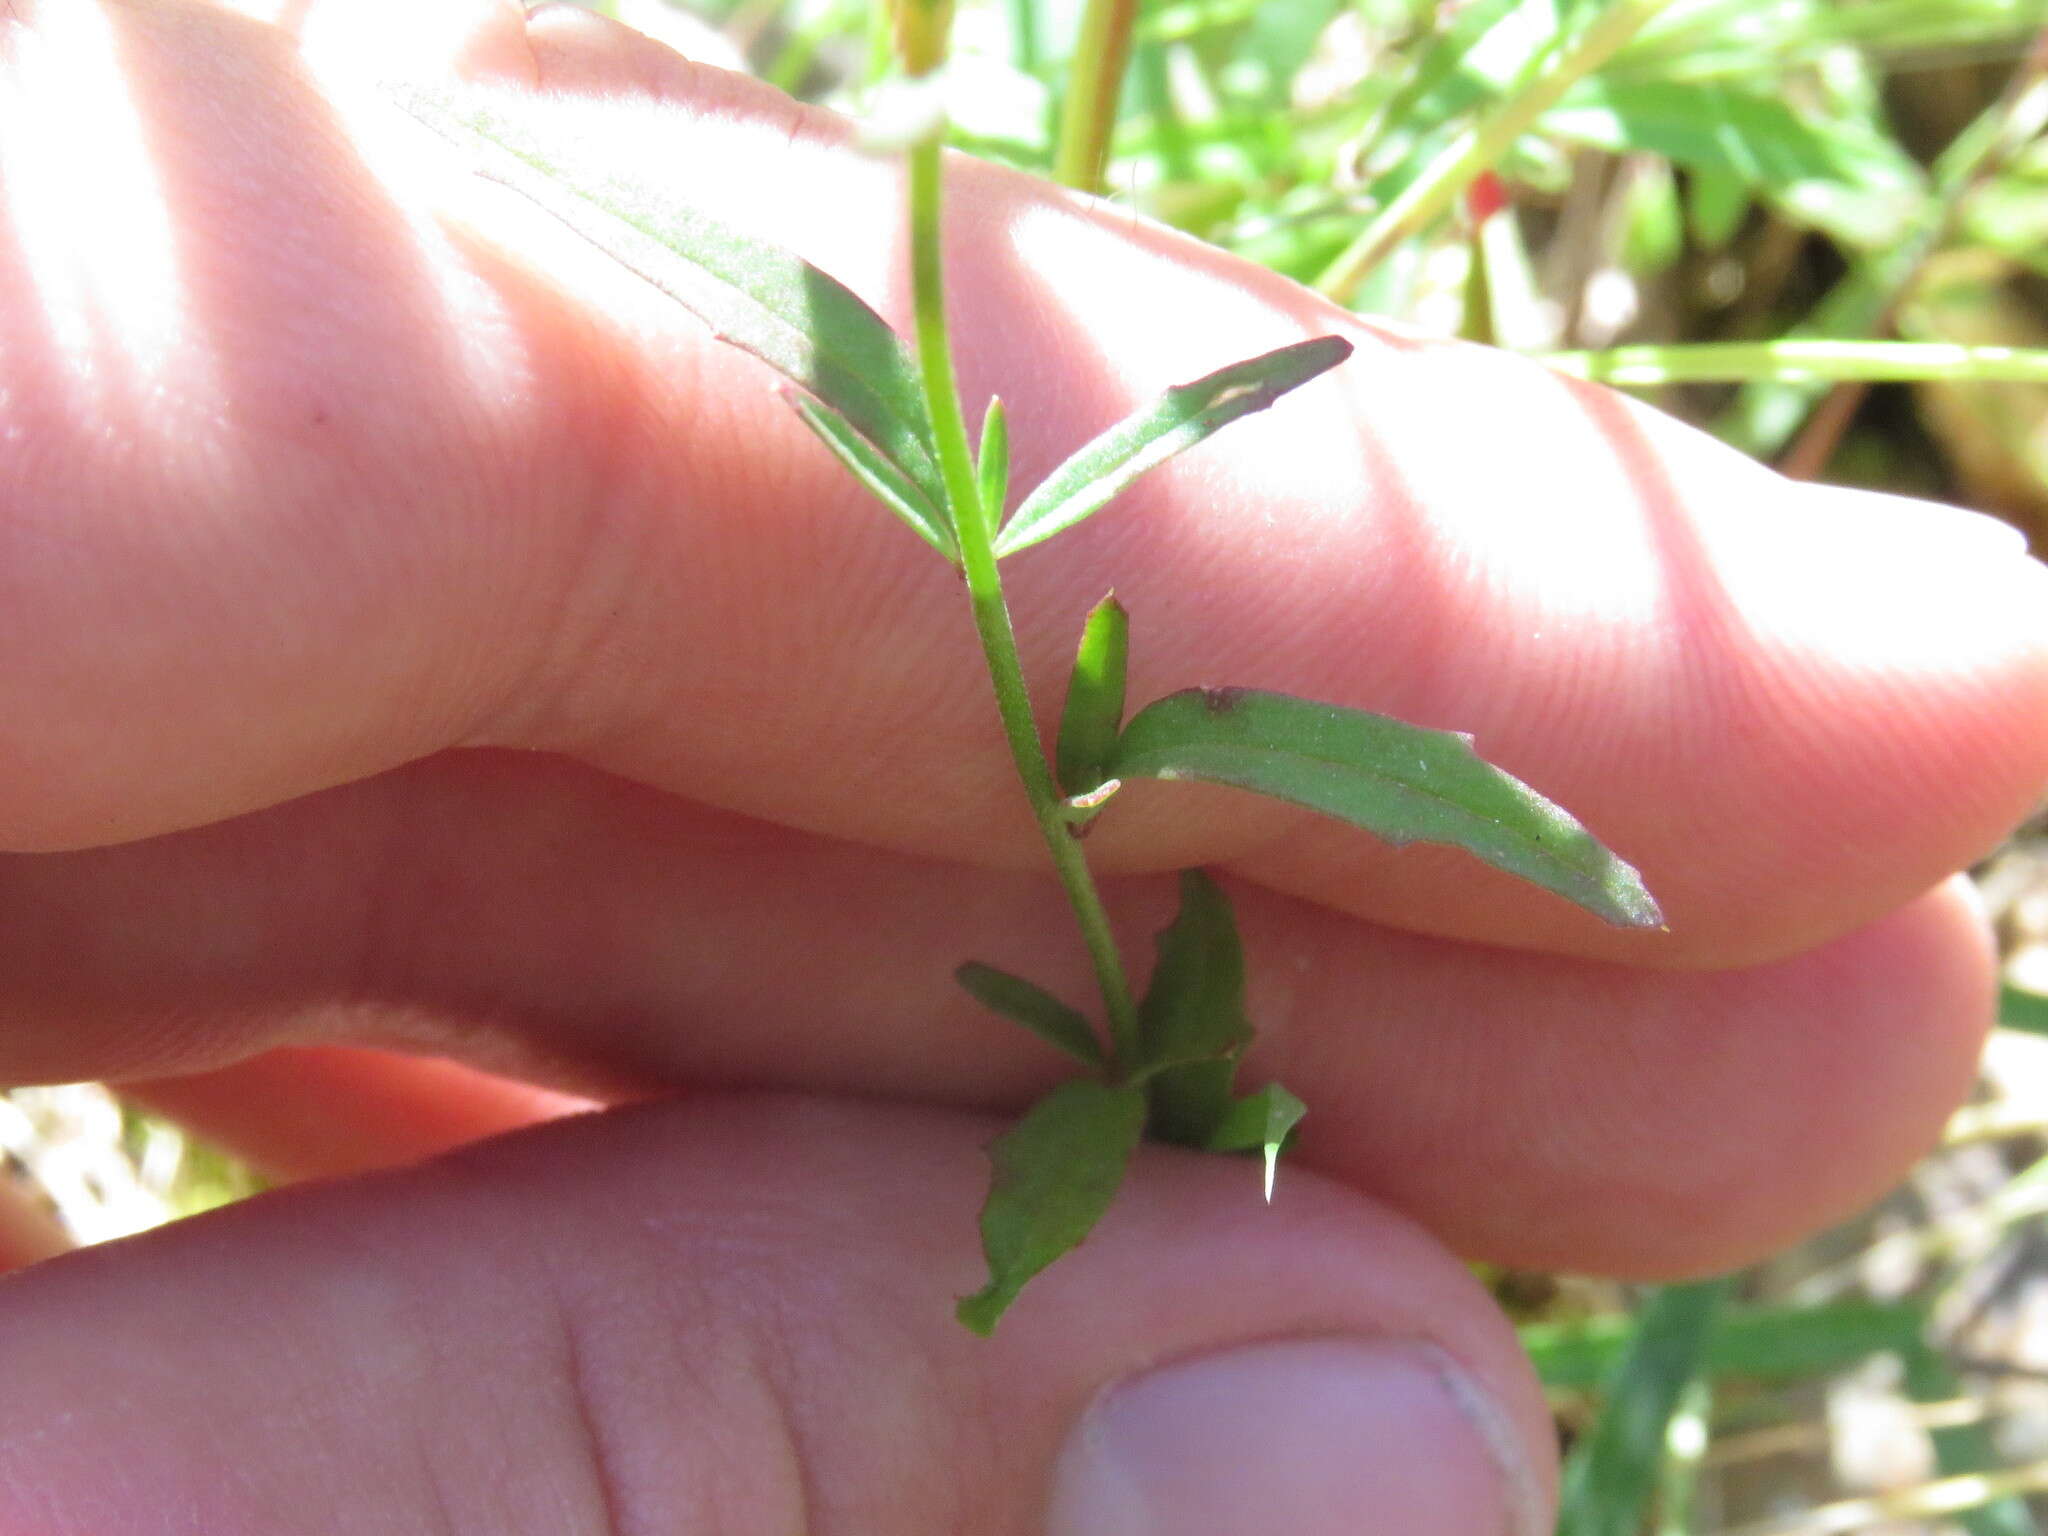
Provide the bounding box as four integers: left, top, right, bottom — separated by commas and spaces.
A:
2, 1, 2047, 1531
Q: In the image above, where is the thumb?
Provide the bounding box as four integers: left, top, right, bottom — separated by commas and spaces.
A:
0, 1093, 1551, 1536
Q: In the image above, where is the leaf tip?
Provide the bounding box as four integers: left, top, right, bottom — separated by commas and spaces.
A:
1606, 867, 1664, 930
1312, 334, 1356, 367
955, 1288, 1009, 1336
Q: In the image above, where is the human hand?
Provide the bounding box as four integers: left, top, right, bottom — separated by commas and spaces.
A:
2, 3, 2045, 1531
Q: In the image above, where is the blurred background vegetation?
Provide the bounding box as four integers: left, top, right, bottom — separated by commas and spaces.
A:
7, 0, 2048, 1530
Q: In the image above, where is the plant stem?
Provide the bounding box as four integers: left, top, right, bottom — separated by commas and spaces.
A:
1053, 0, 1141, 193
1007, 0, 1041, 77
906, 136, 1143, 1068
1314, 0, 1676, 304
1547, 340, 2048, 386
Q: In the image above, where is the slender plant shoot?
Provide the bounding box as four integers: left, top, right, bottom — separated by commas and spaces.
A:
389, 0, 1660, 1334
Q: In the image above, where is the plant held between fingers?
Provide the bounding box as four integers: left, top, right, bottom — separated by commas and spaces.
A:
391, 2, 1661, 1334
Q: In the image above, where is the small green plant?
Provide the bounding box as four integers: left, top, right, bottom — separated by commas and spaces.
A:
392, 0, 1660, 1334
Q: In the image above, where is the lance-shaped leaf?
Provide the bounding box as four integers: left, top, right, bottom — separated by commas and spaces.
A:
954, 962, 1104, 1068
993, 336, 1354, 558
957, 1080, 1146, 1335
390, 85, 947, 515
1205, 1082, 1307, 1202
1134, 870, 1253, 1080
976, 396, 1011, 536
788, 393, 955, 560
1108, 690, 1662, 929
1055, 594, 1129, 798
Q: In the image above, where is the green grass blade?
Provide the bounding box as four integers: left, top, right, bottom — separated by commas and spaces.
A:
1654, 1378, 1711, 1536
993, 336, 1352, 558
389, 85, 947, 515
954, 962, 1106, 1067
789, 394, 956, 560
957, 1080, 1147, 1335
1108, 689, 1661, 929
1522, 1297, 1926, 1390
1056, 594, 1130, 797
1556, 1277, 1734, 1536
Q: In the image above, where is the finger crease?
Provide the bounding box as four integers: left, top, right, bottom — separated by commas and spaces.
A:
549, 1285, 634, 1536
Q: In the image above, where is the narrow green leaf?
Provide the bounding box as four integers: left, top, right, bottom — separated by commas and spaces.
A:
388, 85, 947, 514
1135, 870, 1254, 1080
789, 394, 956, 561
954, 962, 1104, 1068
1556, 1277, 1735, 1536
1055, 594, 1130, 798
957, 1080, 1146, 1335
1108, 689, 1661, 930
993, 336, 1353, 558
976, 396, 1011, 535
1204, 1082, 1307, 1202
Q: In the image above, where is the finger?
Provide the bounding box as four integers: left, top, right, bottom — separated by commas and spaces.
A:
122, 1045, 606, 1181
212, 0, 539, 85
525, 0, 750, 80
0, 751, 1992, 1274
2, 4, 2043, 969
0, 1172, 70, 1273
0, 1094, 1556, 1536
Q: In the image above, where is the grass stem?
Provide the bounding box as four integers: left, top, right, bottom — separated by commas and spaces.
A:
1549, 340, 2048, 386
1053, 0, 1141, 193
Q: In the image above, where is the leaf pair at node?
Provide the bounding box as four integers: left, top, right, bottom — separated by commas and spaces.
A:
803, 334, 1354, 564
390, 83, 1355, 573
954, 557, 1664, 1328
954, 869, 1300, 1334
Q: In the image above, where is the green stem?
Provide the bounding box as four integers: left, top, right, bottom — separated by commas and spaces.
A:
1548, 339, 2048, 386
1007, 0, 1041, 76
1313, 0, 1676, 303
907, 137, 1143, 1068
1053, 0, 1141, 193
